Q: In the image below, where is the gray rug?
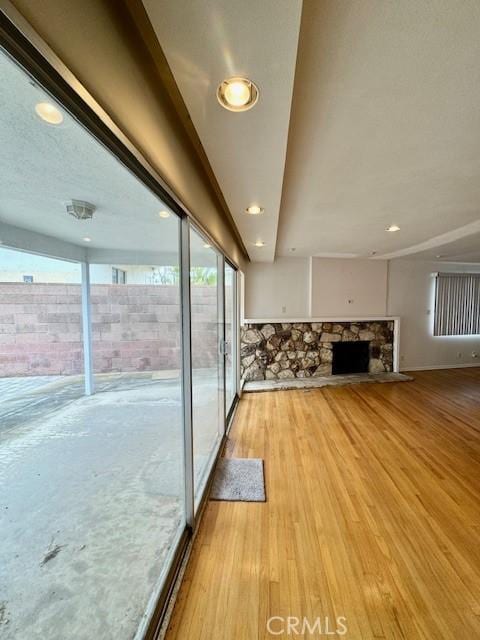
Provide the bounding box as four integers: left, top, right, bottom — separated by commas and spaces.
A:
210, 458, 266, 502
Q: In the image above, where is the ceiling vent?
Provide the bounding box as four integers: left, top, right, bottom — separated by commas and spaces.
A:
66, 200, 95, 220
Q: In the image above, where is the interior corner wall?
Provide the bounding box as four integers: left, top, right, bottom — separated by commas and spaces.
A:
244, 257, 310, 319
387, 259, 480, 370
311, 258, 388, 317
8, 0, 247, 270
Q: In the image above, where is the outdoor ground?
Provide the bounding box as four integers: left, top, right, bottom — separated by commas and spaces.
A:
0, 371, 220, 640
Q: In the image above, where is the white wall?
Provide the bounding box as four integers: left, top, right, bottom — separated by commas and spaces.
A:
244, 254, 480, 371
387, 259, 480, 370
0, 247, 81, 283
311, 258, 388, 317
245, 257, 387, 319
244, 257, 309, 319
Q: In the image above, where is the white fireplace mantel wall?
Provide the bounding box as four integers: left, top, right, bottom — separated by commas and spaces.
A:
243, 256, 480, 371
244, 257, 389, 320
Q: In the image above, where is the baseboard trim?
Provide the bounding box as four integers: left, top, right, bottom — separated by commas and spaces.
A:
401, 363, 480, 372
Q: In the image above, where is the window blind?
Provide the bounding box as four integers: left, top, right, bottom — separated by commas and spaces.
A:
434, 272, 480, 336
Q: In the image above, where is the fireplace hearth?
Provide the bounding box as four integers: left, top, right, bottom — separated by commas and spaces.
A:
332, 341, 370, 375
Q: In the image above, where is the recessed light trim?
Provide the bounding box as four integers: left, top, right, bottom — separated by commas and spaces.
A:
83, 237, 92, 243
35, 102, 63, 125
203, 243, 211, 249
254, 240, 265, 247
246, 204, 264, 215
386, 224, 400, 232
217, 77, 259, 112
158, 210, 170, 219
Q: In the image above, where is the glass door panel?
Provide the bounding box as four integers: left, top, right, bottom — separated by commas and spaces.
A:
225, 262, 237, 415
0, 48, 185, 640
190, 228, 224, 508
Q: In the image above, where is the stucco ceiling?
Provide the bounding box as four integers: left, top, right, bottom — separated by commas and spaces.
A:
277, 0, 480, 262
143, 0, 302, 263
145, 0, 480, 264
0, 49, 181, 262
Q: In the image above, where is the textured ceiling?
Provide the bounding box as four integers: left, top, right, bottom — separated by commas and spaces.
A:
4, 1, 480, 266
143, 0, 302, 262
0, 50, 180, 259
145, 0, 480, 263
277, 0, 480, 261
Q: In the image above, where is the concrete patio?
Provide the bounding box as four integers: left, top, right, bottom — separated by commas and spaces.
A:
0, 371, 220, 640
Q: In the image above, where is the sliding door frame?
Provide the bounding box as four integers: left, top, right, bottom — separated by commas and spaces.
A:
224, 258, 239, 425
189, 223, 226, 513
180, 217, 195, 530
0, 9, 241, 640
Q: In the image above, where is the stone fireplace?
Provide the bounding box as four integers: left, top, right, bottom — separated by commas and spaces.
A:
240, 320, 395, 382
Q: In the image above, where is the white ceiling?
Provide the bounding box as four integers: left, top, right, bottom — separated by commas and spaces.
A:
145, 0, 480, 264
0, 49, 181, 262
277, 0, 480, 262
143, 0, 302, 262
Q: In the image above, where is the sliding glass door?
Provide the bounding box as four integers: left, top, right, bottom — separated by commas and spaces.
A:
225, 261, 237, 416
0, 47, 187, 640
189, 228, 225, 509
0, 26, 239, 640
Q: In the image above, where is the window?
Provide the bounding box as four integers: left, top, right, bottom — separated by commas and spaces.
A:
434, 272, 480, 336
0, 27, 239, 640
0, 48, 185, 640
190, 228, 224, 508
112, 267, 127, 284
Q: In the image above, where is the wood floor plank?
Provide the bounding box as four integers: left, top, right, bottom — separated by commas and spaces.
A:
165, 369, 480, 639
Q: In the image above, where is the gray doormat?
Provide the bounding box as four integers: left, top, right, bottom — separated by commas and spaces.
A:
210, 458, 266, 502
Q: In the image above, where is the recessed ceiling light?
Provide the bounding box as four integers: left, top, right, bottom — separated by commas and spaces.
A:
35, 102, 63, 125
254, 240, 265, 247
217, 77, 259, 112
386, 224, 400, 232
246, 204, 264, 215
203, 243, 211, 249
83, 237, 92, 243
158, 210, 170, 219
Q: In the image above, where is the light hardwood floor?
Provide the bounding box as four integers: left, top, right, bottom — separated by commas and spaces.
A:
166, 369, 480, 639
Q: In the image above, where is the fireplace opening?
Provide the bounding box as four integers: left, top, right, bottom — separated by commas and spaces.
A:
332, 341, 370, 375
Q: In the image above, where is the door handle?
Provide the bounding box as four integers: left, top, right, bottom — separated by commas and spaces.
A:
219, 340, 230, 356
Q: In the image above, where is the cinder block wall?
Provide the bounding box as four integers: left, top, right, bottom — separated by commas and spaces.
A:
0, 283, 218, 377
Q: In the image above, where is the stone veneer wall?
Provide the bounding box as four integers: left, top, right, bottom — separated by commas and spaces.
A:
241, 321, 394, 381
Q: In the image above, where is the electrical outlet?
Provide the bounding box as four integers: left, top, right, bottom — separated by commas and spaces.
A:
457, 352, 462, 359
282, 305, 286, 314
472, 351, 478, 359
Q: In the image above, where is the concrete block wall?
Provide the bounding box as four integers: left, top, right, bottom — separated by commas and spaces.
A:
0, 283, 219, 377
